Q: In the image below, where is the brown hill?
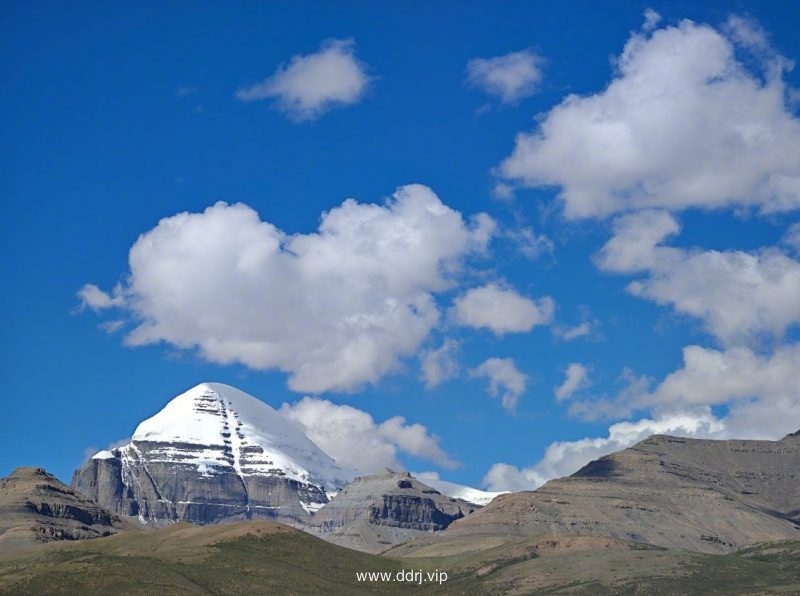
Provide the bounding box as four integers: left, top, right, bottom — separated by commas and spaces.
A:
307, 469, 479, 553
443, 431, 800, 553
0, 467, 130, 553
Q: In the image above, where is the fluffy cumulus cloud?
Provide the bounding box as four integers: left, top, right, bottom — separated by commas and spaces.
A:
280, 397, 458, 473
496, 14, 800, 218
453, 283, 554, 335
466, 49, 544, 103
649, 344, 800, 433
236, 38, 370, 121
554, 363, 591, 401
470, 357, 527, 413
420, 339, 460, 389
78, 185, 494, 393
597, 210, 800, 345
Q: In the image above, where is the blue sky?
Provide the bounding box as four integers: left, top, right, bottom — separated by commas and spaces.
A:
2, 1, 799, 490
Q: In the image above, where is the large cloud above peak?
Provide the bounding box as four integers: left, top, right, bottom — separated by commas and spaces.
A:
280, 397, 458, 473
79, 185, 494, 393
496, 16, 800, 218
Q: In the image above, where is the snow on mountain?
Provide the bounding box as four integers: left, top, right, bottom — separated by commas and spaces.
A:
413, 473, 505, 506
75, 383, 358, 526
127, 382, 354, 490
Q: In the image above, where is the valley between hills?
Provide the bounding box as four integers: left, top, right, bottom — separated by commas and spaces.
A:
0, 383, 798, 594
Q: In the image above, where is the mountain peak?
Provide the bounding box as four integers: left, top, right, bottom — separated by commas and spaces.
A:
129, 382, 352, 489
7, 467, 52, 480
75, 382, 354, 526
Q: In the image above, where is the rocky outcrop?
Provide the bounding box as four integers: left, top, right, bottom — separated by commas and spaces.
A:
444, 431, 800, 553
72, 446, 330, 526
71, 383, 352, 527
0, 467, 129, 553
307, 470, 480, 553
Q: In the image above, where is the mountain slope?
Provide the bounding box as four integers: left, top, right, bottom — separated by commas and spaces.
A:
72, 383, 353, 526
0, 520, 477, 595
307, 470, 480, 553
443, 431, 800, 553
1, 518, 799, 595
0, 468, 129, 553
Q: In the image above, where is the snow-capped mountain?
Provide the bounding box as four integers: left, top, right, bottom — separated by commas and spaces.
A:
412, 474, 505, 506
129, 382, 351, 490
72, 383, 354, 526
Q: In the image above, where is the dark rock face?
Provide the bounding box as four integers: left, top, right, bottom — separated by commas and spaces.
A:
0, 467, 129, 553
307, 470, 479, 553
446, 432, 800, 553
368, 494, 461, 531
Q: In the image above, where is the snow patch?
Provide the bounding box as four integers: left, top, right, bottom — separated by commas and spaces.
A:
414, 473, 505, 506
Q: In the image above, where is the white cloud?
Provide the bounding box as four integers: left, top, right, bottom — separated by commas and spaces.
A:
420, 339, 460, 389
783, 222, 800, 254
642, 8, 661, 32
483, 411, 725, 491
505, 226, 554, 260
77, 283, 124, 310
80, 184, 493, 393
236, 38, 370, 121
453, 283, 554, 335
597, 210, 800, 345
724, 15, 770, 53
470, 357, 527, 413
466, 49, 544, 103
553, 321, 593, 341
496, 15, 800, 218
280, 397, 457, 473
570, 343, 800, 428
651, 343, 800, 415
649, 343, 800, 442
555, 363, 590, 401
98, 320, 125, 334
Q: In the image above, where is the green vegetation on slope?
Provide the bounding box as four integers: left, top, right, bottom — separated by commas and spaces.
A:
0, 521, 798, 595
0, 521, 484, 595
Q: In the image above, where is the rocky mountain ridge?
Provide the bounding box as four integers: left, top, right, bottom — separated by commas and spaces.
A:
443, 431, 800, 553
0, 467, 129, 553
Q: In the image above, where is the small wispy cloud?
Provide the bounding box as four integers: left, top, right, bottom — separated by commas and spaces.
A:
470, 357, 528, 413
466, 49, 544, 103
236, 38, 371, 121
555, 363, 591, 401
76, 283, 124, 311
420, 339, 461, 389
